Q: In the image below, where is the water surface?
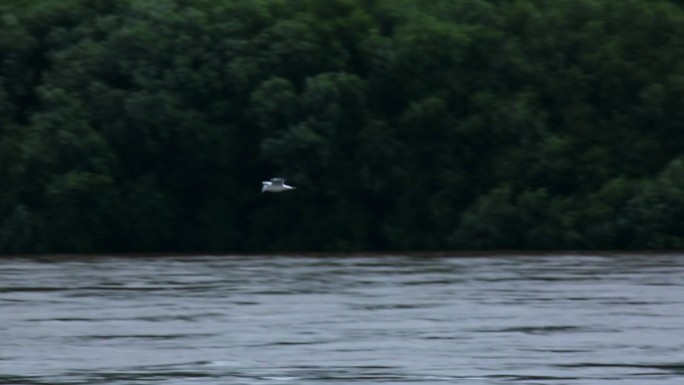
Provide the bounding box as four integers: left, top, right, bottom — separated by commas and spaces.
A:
1, 254, 683, 384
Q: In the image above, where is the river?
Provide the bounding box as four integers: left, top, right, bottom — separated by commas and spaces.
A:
1, 254, 683, 384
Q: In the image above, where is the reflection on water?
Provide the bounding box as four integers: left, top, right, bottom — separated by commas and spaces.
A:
1, 254, 684, 384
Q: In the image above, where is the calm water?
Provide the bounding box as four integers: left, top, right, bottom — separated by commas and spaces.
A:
1, 254, 684, 384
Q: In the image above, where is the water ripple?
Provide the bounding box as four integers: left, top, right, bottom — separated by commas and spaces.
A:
2, 254, 684, 384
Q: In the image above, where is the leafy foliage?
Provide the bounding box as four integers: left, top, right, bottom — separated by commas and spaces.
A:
2, 0, 684, 253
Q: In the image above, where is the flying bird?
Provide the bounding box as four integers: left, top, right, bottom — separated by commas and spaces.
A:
262, 178, 296, 193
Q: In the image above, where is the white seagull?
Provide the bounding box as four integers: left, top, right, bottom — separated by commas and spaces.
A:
262, 178, 296, 193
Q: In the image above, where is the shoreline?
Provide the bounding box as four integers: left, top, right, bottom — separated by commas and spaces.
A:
2, 250, 684, 260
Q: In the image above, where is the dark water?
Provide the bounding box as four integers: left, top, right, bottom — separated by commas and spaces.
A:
1, 254, 684, 384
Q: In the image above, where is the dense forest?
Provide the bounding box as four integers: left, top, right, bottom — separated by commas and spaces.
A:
2, 0, 684, 254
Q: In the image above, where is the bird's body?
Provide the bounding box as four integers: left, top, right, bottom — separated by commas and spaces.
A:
262, 178, 296, 193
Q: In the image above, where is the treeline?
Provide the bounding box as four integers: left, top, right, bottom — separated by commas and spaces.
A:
2, 0, 684, 254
